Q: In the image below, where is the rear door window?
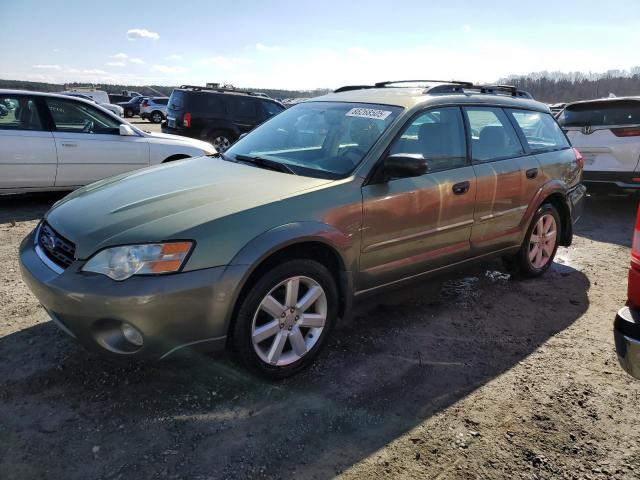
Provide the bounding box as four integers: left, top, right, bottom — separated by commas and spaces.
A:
0, 96, 43, 131
464, 107, 524, 162
229, 97, 258, 119
508, 109, 570, 151
558, 100, 640, 127
155, 98, 169, 105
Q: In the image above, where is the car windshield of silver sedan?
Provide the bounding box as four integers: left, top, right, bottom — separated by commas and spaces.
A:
225, 101, 403, 179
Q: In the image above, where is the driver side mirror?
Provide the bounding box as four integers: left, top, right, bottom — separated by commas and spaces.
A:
119, 124, 136, 136
383, 153, 429, 180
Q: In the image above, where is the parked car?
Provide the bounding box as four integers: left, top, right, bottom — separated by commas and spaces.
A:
549, 102, 567, 117
117, 96, 147, 118
557, 97, 640, 193
162, 85, 286, 152
140, 97, 169, 123
614, 204, 640, 379
0, 90, 215, 193
108, 90, 143, 104
60, 92, 124, 117
20, 80, 585, 378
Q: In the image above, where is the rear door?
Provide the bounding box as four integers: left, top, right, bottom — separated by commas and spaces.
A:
359, 107, 476, 290
0, 94, 57, 190
228, 96, 260, 133
464, 106, 540, 252
558, 100, 640, 177
44, 97, 149, 187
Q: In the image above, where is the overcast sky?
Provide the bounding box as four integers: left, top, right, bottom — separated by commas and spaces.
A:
2, 0, 640, 89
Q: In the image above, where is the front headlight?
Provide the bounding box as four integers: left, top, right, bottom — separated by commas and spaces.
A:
82, 242, 193, 281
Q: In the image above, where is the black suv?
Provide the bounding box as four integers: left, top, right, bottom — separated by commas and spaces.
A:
161, 85, 285, 151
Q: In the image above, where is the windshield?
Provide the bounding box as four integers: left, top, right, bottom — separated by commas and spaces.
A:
558, 100, 640, 127
225, 101, 403, 179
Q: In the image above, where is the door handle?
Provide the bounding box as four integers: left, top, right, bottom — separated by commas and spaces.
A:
452, 181, 471, 195
61, 142, 77, 148
526, 168, 538, 179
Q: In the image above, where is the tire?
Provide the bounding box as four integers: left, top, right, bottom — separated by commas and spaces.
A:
124, 108, 134, 118
231, 259, 338, 379
209, 130, 235, 152
150, 111, 164, 124
506, 203, 561, 278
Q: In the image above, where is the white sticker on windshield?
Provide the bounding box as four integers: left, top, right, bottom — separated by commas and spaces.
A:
345, 107, 392, 120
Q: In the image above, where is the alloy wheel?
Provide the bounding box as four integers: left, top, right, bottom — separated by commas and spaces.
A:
152, 112, 163, 123
251, 276, 327, 367
528, 213, 557, 269
213, 136, 231, 152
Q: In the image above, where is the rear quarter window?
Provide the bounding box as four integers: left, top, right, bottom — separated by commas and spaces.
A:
558, 100, 640, 127
508, 109, 570, 151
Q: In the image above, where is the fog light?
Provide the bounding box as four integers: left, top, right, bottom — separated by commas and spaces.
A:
121, 323, 144, 347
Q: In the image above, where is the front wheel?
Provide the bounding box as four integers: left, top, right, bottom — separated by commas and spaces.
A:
505, 203, 561, 277
231, 259, 338, 379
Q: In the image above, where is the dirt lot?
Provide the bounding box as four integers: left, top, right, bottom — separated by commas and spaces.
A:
1, 193, 639, 480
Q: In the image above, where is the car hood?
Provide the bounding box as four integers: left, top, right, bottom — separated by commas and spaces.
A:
45, 157, 333, 259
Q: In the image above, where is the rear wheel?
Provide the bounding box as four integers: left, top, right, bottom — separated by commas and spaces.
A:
150, 111, 164, 123
231, 259, 338, 379
124, 108, 134, 118
505, 204, 561, 277
209, 130, 234, 152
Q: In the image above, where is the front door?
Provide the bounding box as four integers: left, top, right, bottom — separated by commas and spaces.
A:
0, 94, 57, 190
43, 98, 149, 187
359, 107, 476, 291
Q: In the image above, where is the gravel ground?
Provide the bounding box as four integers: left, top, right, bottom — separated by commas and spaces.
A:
0, 192, 639, 480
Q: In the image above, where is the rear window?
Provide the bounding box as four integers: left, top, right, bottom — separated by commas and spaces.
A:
508, 109, 570, 151
167, 90, 184, 110
558, 100, 640, 127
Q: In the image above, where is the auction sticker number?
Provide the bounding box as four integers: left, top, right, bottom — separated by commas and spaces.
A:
345, 108, 392, 120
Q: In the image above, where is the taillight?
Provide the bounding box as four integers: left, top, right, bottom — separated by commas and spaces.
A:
612, 127, 640, 137
142, 100, 148, 107
183, 112, 191, 128
573, 147, 584, 170
628, 205, 640, 308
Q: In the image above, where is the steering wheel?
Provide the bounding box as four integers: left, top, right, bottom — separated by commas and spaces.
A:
82, 120, 94, 133
339, 146, 368, 165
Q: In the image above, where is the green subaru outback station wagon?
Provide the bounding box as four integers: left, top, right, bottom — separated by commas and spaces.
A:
20, 80, 586, 378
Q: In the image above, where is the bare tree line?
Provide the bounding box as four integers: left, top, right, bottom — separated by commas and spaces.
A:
500, 67, 640, 103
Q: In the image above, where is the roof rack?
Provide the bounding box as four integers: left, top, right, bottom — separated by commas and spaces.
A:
427, 83, 532, 98
178, 84, 265, 97
333, 80, 533, 99
374, 79, 475, 88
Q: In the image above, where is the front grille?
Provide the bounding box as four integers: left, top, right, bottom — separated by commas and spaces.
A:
37, 222, 76, 269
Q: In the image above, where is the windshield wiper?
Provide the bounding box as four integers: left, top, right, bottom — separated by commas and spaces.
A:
234, 154, 297, 175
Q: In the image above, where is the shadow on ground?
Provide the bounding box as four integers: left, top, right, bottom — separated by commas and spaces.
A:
575, 193, 637, 247
0, 256, 590, 479
0, 192, 66, 224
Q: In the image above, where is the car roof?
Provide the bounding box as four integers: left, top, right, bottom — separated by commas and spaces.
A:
565, 96, 640, 107
311, 84, 549, 112
0, 89, 99, 101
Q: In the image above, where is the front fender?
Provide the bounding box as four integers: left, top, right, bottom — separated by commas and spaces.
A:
216, 221, 357, 336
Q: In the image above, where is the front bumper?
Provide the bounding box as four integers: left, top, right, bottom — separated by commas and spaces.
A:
19, 229, 239, 360
614, 306, 640, 379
